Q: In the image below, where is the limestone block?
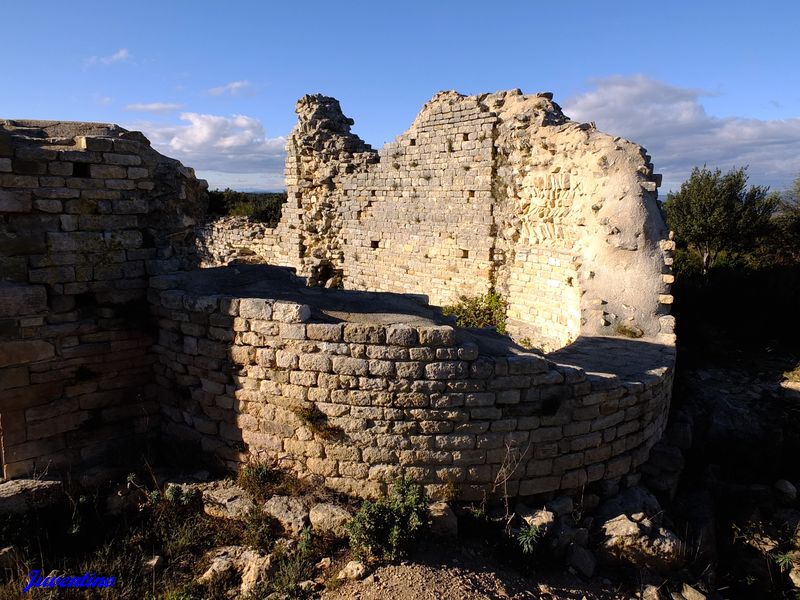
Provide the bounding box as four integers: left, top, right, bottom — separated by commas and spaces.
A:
0, 340, 54, 367
272, 301, 311, 323
238, 298, 272, 320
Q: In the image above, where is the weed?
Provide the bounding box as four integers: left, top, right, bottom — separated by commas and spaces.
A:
517, 523, 544, 555
446, 139, 454, 152
518, 337, 535, 350
242, 506, 280, 551
347, 479, 429, 561
238, 460, 312, 502
442, 289, 508, 334
293, 405, 343, 440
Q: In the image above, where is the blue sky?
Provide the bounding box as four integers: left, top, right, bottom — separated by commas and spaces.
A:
4, 0, 799, 192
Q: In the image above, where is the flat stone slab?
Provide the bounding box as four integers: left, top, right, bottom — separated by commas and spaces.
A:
162, 264, 450, 326
0, 479, 62, 514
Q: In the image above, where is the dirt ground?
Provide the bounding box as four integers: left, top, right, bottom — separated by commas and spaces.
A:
323, 541, 642, 600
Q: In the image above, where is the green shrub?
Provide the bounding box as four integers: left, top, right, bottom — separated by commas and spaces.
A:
346, 479, 429, 561
517, 523, 544, 555
242, 506, 279, 551
442, 289, 507, 334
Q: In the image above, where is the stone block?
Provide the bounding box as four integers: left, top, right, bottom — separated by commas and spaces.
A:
0, 340, 54, 367
418, 326, 455, 347
238, 298, 272, 320
0, 189, 32, 212
0, 283, 47, 317
343, 323, 385, 344
272, 301, 310, 323
385, 324, 417, 346
306, 323, 343, 341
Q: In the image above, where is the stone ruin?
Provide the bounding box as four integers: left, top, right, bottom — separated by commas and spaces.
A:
0, 90, 676, 501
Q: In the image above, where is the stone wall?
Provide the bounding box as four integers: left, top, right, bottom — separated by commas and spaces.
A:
197, 90, 673, 352
149, 270, 674, 501
194, 216, 283, 267
2, 92, 676, 502
0, 120, 206, 479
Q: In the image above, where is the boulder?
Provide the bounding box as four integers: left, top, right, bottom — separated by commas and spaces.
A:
0, 479, 62, 514
680, 583, 707, 600
790, 565, 800, 589
517, 506, 555, 535
546, 496, 574, 517
429, 502, 458, 537
199, 546, 272, 597
309, 503, 352, 538
600, 514, 684, 572
264, 495, 308, 536
337, 560, 367, 580
202, 481, 256, 520
775, 479, 797, 503
596, 485, 662, 524
566, 543, 596, 577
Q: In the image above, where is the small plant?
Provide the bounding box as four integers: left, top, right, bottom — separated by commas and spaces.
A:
392, 162, 401, 170
773, 551, 794, 571
347, 479, 429, 561
242, 506, 279, 551
518, 337, 535, 350
293, 405, 342, 440
442, 289, 508, 334
517, 523, 544, 555
238, 461, 285, 503
410, 160, 418, 168
462, 165, 471, 171
446, 139, 454, 152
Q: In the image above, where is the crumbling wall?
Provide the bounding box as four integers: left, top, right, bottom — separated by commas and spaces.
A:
0, 120, 206, 479
278, 90, 672, 351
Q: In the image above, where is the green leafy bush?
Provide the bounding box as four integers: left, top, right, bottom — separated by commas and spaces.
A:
442, 289, 507, 334
517, 523, 544, 555
346, 479, 429, 561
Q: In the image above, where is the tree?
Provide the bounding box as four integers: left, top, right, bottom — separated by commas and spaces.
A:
663, 166, 778, 274
767, 175, 800, 264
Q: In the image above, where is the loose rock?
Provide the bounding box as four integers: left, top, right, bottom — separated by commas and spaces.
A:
202, 481, 256, 520
429, 502, 458, 537
264, 495, 308, 536
337, 560, 367, 580
309, 503, 352, 538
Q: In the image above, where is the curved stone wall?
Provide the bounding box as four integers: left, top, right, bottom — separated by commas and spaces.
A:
151, 266, 674, 501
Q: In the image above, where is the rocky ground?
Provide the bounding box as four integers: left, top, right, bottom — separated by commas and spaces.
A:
1, 350, 798, 599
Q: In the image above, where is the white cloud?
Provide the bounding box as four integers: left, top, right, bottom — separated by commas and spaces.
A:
125, 102, 185, 113
134, 112, 286, 189
562, 75, 800, 192
209, 80, 254, 96
85, 48, 132, 67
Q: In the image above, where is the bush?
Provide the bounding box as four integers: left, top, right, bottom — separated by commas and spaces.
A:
346, 479, 429, 561
517, 523, 544, 555
442, 289, 507, 334
208, 188, 287, 226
